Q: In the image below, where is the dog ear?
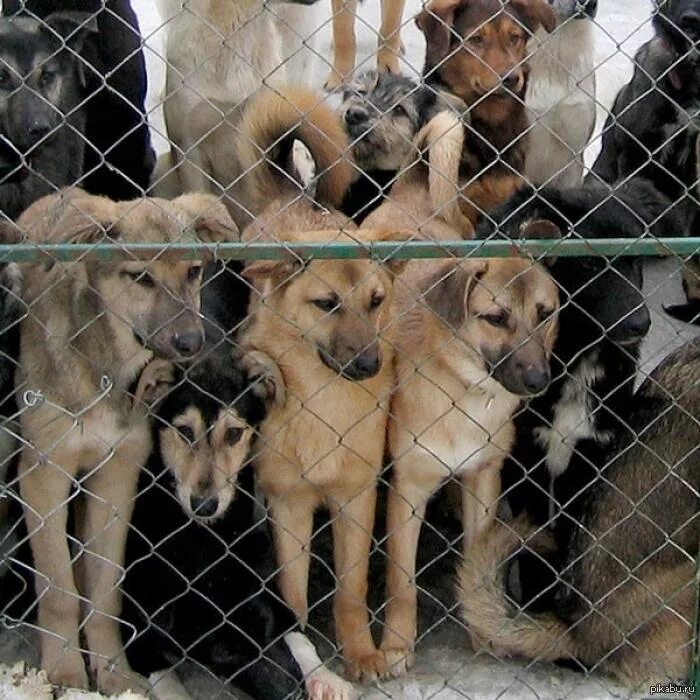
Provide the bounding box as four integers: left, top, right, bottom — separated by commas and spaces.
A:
287, 139, 317, 200
422, 259, 487, 328
360, 228, 415, 277
242, 259, 302, 287
416, 0, 462, 76
44, 11, 99, 52
241, 350, 287, 407
0, 221, 23, 244
508, 0, 558, 34
518, 218, 561, 267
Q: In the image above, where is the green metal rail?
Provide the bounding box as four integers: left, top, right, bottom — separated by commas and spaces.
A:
0, 236, 698, 262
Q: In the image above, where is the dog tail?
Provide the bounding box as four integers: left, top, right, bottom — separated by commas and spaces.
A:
237, 88, 353, 209
457, 519, 576, 662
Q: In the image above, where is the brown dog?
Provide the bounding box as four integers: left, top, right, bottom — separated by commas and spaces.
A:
14, 189, 237, 694
416, 0, 557, 228
380, 254, 559, 677
326, 0, 406, 89
240, 226, 407, 683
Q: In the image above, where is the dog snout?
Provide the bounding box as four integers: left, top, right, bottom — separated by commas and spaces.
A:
172, 331, 204, 358
611, 306, 651, 345
681, 9, 700, 37
578, 0, 598, 19
345, 106, 369, 127
501, 72, 522, 94
346, 347, 381, 380
190, 494, 219, 520
518, 363, 552, 396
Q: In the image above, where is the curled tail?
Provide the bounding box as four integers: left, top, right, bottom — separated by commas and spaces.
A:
237, 88, 353, 209
457, 519, 575, 662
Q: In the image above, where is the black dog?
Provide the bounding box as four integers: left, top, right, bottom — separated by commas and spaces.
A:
589, 1, 700, 232
477, 181, 675, 602
0, 12, 96, 220
3, 0, 155, 201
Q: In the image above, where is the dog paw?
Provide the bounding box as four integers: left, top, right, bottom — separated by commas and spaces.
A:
47, 652, 89, 691
95, 662, 150, 696
379, 646, 414, 679
376, 49, 401, 75
343, 649, 392, 684
323, 72, 346, 92
241, 349, 286, 406
132, 358, 175, 411
306, 667, 356, 700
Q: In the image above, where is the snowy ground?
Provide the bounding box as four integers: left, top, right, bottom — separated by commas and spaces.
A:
0, 1, 698, 699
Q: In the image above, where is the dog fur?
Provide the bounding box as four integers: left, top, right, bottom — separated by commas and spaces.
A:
379, 255, 559, 678
524, 0, 597, 188
240, 225, 408, 683
458, 336, 700, 688
155, 0, 321, 196
416, 0, 557, 230
12, 188, 237, 694
123, 350, 354, 700
665, 254, 700, 325
325, 0, 406, 89
0, 13, 97, 221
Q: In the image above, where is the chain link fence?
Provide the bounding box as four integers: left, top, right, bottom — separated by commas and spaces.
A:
0, 0, 698, 699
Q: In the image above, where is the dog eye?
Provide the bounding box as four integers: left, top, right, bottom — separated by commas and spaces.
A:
369, 292, 385, 310
509, 33, 524, 47
538, 306, 555, 323
39, 67, 56, 89
187, 266, 202, 283
313, 297, 340, 313
479, 312, 508, 328
466, 33, 484, 48
124, 270, 156, 288
224, 426, 244, 446
392, 104, 407, 117
0, 68, 11, 89
176, 425, 195, 443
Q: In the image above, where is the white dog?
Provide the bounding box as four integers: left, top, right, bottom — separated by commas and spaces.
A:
154, 0, 323, 195
525, 0, 598, 188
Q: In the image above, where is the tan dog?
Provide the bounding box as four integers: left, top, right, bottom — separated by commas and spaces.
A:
240, 226, 407, 683
380, 255, 559, 677
326, 0, 406, 89
13, 189, 237, 694
416, 0, 557, 228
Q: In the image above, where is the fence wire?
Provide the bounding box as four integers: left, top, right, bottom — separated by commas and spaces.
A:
0, 1, 698, 700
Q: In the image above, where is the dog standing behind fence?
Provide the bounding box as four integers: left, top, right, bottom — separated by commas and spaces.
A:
459, 336, 700, 688
524, 0, 598, 188
11, 189, 237, 694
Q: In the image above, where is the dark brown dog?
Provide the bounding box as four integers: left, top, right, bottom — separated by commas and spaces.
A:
416, 0, 557, 228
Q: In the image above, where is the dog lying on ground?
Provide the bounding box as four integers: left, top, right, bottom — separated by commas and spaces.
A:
0, 13, 97, 221
588, 0, 700, 230
380, 253, 559, 678
325, 0, 405, 89
416, 0, 557, 235
123, 351, 353, 700
154, 0, 323, 197
340, 71, 467, 223
477, 180, 674, 603
3, 0, 156, 201
458, 335, 700, 688
12, 188, 237, 694
524, 0, 597, 187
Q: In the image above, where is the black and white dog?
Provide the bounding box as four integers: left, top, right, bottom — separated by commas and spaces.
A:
0, 12, 96, 220
2, 0, 155, 201
121, 264, 353, 700
477, 181, 675, 602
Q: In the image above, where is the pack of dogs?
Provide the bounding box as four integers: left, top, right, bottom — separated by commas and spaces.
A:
0, 0, 697, 699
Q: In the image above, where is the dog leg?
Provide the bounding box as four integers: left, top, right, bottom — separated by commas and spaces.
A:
377, 0, 405, 75
381, 461, 444, 679
285, 632, 356, 700
81, 446, 149, 695
267, 495, 314, 625
148, 668, 193, 700
326, 0, 358, 90
19, 449, 89, 690
329, 484, 384, 683
462, 464, 501, 553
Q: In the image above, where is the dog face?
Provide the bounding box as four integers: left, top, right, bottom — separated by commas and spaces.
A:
244, 231, 407, 382
416, 0, 556, 103
0, 13, 96, 180
340, 71, 438, 171
93, 258, 206, 362
425, 258, 559, 396
156, 353, 276, 522
655, 0, 700, 62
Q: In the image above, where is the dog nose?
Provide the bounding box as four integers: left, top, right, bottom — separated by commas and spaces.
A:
344, 106, 368, 127
27, 119, 51, 141
501, 73, 521, 93
681, 10, 700, 36
172, 331, 204, 358
580, 0, 598, 19
346, 349, 380, 380
616, 306, 651, 343
190, 494, 219, 519
520, 364, 551, 395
